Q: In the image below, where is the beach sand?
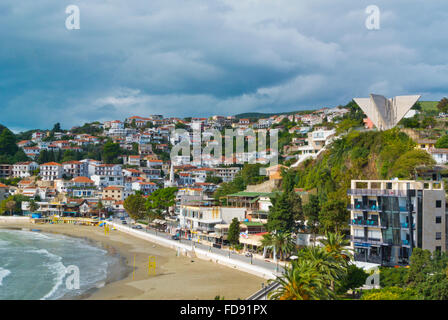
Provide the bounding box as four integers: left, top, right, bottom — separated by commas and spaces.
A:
0, 222, 264, 300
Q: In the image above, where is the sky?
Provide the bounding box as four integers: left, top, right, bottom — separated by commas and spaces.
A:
1, 0, 448, 132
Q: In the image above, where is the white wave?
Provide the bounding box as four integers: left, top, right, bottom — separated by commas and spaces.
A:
0, 267, 11, 286
41, 261, 67, 300
24, 248, 67, 300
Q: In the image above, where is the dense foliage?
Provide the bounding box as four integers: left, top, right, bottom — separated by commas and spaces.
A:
282, 128, 434, 202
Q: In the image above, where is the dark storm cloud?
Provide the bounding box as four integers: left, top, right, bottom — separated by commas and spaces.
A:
0, 0, 447, 130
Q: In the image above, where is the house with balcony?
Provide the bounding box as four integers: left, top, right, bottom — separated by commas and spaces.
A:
348, 179, 446, 266
62, 160, 88, 178
40, 162, 63, 181
13, 161, 38, 178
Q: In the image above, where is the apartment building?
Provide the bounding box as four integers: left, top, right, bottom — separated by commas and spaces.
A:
13, 161, 39, 178
40, 162, 63, 181
214, 167, 240, 182
62, 160, 88, 177
101, 186, 126, 201
91, 174, 124, 188
0, 164, 12, 178
94, 164, 122, 176
348, 179, 446, 266
179, 201, 245, 241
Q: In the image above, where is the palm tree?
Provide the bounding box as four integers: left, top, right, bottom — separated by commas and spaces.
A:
29, 200, 39, 214
273, 232, 296, 261
297, 246, 345, 295
320, 232, 353, 265
268, 259, 332, 300
6, 200, 16, 216
260, 233, 274, 258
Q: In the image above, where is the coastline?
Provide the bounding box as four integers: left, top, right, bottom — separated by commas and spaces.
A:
0, 222, 264, 300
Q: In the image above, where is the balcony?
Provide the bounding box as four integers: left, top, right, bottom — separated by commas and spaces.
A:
349, 219, 386, 229
348, 189, 407, 197
348, 204, 380, 212
351, 236, 386, 246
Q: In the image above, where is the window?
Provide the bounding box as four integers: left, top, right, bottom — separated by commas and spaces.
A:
436, 246, 442, 252
436, 200, 442, 208
436, 216, 442, 224
436, 232, 442, 240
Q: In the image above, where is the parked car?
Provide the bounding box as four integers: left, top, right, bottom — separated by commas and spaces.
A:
135, 225, 143, 229
122, 220, 127, 225
171, 235, 180, 240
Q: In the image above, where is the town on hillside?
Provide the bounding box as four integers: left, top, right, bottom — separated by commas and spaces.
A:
3, 96, 448, 299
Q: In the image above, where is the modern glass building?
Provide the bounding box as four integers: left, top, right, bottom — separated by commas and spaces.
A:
348, 179, 446, 266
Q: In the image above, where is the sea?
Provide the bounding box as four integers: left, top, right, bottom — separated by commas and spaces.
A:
0, 228, 121, 300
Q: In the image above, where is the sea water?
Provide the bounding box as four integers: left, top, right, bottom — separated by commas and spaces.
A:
0, 229, 120, 300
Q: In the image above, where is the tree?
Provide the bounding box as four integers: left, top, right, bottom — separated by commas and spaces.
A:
0, 127, 18, 161
97, 200, 104, 217
320, 232, 352, 264
266, 191, 295, 233
102, 141, 121, 163
52, 123, 61, 132
273, 232, 295, 261
318, 197, 349, 234
123, 193, 146, 221
268, 259, 332, 300
437, 97, 448, 113
421, 116, 436, 128
303, 194, 320, 241
406, 248, 432, 285
28, 200, 39, 213
297, 245, 346, 294
227, 218, 240, 246
6, 199, 16, 215
145, 187, 177, 219
436, 135, 448, 148
336, 264, 369, 295
205, 173, 223, 184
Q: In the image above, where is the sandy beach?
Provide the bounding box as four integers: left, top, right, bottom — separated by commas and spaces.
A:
0, 221, 264, 300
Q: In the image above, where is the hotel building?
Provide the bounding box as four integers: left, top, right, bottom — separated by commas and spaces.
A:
348, 179, 446, 266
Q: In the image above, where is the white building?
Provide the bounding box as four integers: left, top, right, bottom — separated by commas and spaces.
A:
428, 148, 448, 165
12, 161, 38, 178
40, 162, 63, 181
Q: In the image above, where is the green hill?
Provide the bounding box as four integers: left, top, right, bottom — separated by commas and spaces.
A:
285, 128, 435, 201
419, 101, 438, 112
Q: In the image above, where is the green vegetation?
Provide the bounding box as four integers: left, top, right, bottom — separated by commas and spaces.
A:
0, 126, 30, 164
436, 135, 448, 148
0, 194, 31, 215
283, 128, 434, 203
123, 192, 147, 221
145, 187, 178, 221
213, 164, 268, 201
227, 217, 240, 245
268, 233, 354, 300
267, 190, 301, 233
361, 248, 448, 300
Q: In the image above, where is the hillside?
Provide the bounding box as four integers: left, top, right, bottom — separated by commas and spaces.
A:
235, 100, 438, 120
284, 128, 435, 201
234, 109, 316, 120
419, 101, 438, 112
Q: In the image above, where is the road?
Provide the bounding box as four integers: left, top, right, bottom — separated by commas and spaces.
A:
111, 216, 285, 275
